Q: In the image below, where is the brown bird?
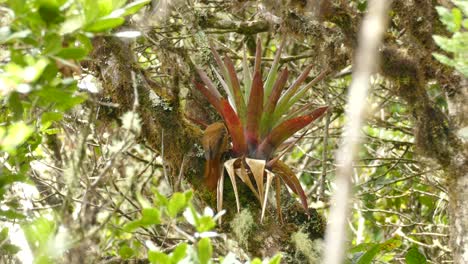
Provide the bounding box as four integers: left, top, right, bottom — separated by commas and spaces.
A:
202, 122, 229, 191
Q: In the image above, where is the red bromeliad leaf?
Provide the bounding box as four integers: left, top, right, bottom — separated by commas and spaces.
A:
209, 41, 228, 77
265, 68, 289, 114
264, 37, 286, 103
257, 106, 328, 158
282, 64, 313, 102
220, 99, 247, 155
254, 38, 262, 74
260, 67, 289, 136
270, 160, 308, 211
246, 71, 264, 153
196, 68, 222, 99
193, 81, 222, 114
282, 101, 323, 122
224, 56, 246, 120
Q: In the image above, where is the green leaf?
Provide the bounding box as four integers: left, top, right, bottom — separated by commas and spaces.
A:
123, 208, 160, 232
197, 238, 212, 264
38, 2, 64, 25
250, 259, 262, 264
264, 39, 285, 103
1, 122, 34, 153
122, 220, 143, 232
436, 6, 461, 32
356, 244, 381, 264
121, 0, 151, 16
154, 191, 169, 206
242, 45, 252, 103
195, 216, 216, 233
22, 217, 56, 251
171, 243, 187, 263
349, 243, 377, 253
433, 52, 454, 67
60, 14, 85, 35
0, 29, 31, 44
85, 17, 125, 32
8, 92, 24, 120
56, 47, 88, 60
41, 112, 63, 131
1, 243, 21, 255
268, 254, 282, 264
43, 33, 63, 55
405, 247, 427, 264
140, 208, 161, 225
149, 251, 171, 264
118, 245, 134, 259
76, 33, 94, 53
168, 193, 187, 218
0, 209, 26, 220
0, 227, 9, 242
454, 0, 468, 16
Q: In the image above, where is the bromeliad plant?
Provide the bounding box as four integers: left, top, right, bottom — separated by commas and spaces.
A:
194, 38, 328, 222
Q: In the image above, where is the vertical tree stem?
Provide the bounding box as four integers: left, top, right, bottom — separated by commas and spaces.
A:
323, 1, 392, 264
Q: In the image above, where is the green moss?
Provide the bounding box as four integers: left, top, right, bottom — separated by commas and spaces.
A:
291, 230, 323, 263
230, 209, 255, 248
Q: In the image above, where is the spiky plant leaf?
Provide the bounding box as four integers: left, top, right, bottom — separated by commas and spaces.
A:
254, 38, 262, 74
212, 66, 235, 109
236, 160, 260, 201
261, 171, 275, 223
196, 68, 222, 99
193, 81, 222, 113
257, 106, 328, 159
224, 56, 246, 122
242, 45, 252, 102
245, 158, 266, 206
273, 64, 313, 121
260, 67, 289, 137
275, 176, 283, 223
219, 100, 247, 155
270, 160, 308, 211
209, 41, 228, 80
246, 71, 264, 151
224, 158, 241, 213
280, 69, 329, 123
264, 38, 285, 103
216, 170, 224, 224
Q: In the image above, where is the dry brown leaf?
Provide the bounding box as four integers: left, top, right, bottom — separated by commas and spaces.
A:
224, 158, 241, 213
245, 158, 265, 206
217, 170, 225, 225
261, 171, 275, 223
274, 176, 283, 224
235, 160, 260, 201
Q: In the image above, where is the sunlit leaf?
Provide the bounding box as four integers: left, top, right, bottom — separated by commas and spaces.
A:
198, 238, 212, 264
